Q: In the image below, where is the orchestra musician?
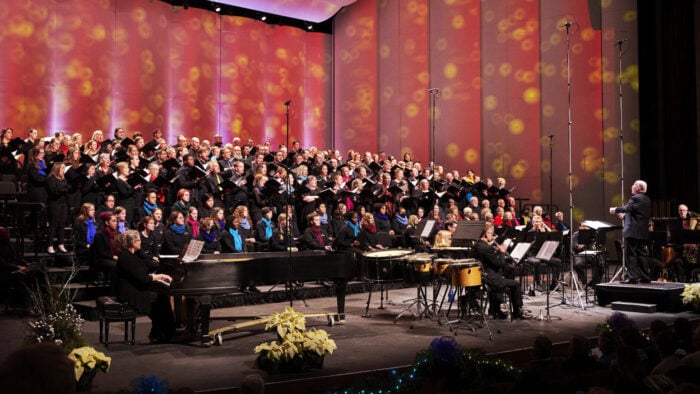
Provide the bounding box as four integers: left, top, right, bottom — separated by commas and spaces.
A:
475, 223, 525, 320
609, 180, 652, 284
572, 222, 605, 286
525, 214, 562, 291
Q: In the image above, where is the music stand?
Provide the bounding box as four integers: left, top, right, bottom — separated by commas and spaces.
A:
416, 219, 436, 241
452, 221, 484, 247
533, 240, 564, 321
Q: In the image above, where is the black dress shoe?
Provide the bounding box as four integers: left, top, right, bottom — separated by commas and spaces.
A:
248, 285, 261, 293
621, 278, 638, 284
639, 278, 651, 284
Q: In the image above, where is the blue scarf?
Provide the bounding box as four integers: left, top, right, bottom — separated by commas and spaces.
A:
118, 221, 126, 234
394, 213, 408, 226
240, 217, 251, 230
201, 229, 217, 243
345, 220, 360, 237
143, 201, 158, 215
169, 223, 185, 235
374, 212, 389, 221
262, 218, 272, 239
228, 227, 243, 251
319, 212, 328, 225
86, 218, 96, 244
37, 160, 47, 176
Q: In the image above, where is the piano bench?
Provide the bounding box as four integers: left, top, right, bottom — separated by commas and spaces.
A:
96, 296, 137, 347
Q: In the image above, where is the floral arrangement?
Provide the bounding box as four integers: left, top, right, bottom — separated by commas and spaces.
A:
68, 346, 111, 391
26, 272, 87, 352
254, 307, 337, 373
339, 336, 520, 393
129, 375, 169, 394
596, 311, 637, 334
681, 283, 700, 307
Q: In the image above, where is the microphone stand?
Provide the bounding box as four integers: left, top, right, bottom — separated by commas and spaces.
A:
610, 40, 629, 283
428, 88, 440, 165
562, 21, 586, 310
549, 134, 554, 214
284, 100, 294, 307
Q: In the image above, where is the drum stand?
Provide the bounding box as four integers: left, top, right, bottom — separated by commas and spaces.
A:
362, 280, 390, 318
394, 280, 431, 325
444, 284, 492, 339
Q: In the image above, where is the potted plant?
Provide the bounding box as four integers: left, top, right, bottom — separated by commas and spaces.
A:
681, 283, 700, 311
68, 346, 112, 392
253, 307, 337, 373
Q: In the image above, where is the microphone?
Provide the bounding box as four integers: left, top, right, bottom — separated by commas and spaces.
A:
427, 88, 439, 93
615, 39, 628, 45
559, 21, 574, 27
284, 99, 291, 106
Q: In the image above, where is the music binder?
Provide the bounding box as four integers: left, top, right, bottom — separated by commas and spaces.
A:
535, 240, 560, 261
510, 242, 531, 263
417, 219, 436, 239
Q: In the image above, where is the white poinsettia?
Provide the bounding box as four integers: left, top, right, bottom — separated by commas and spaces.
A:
67, 346, 111, 381
265, 306, 306, 337
682, 283, 700, 305
303, 329, 337, 356
255, 307, 337, 366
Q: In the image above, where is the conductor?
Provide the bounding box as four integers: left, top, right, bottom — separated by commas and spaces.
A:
609, 180, 651, 284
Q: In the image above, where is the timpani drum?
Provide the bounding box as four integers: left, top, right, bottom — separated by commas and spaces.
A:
362, 249, 412, 282
449, 259, 482, 287
433, 258, 453, 276
402, 253, 435, 284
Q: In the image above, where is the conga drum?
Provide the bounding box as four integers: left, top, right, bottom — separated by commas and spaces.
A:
433, 258, 453, 276
449, 259, 482, 287
362, 249, 412, 282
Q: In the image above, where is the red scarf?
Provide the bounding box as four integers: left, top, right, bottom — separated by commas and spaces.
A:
363, 223, 377, 234
309, 226, 324, 246
187, 217, 199, 238
103, 226, 117, 256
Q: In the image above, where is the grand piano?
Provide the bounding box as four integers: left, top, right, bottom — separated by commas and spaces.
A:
162, 250, 355, 344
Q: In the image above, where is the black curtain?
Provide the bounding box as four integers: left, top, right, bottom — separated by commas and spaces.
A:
638, 0, 698, 215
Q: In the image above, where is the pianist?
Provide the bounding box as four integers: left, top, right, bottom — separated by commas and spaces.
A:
116, 230, 175, 343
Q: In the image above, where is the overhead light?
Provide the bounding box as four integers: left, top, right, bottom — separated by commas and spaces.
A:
215, 6, 221, 12
307, 24, 313, 30
261, 15, 267, 21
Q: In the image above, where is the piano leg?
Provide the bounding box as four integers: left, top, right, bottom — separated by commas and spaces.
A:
198, 295, 212, 345
335, 279, 347, 321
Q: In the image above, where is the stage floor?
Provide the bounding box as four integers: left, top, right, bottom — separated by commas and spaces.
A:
1, 282, 697, 393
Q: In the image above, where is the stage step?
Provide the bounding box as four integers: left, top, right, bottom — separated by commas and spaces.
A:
611, 301, 657, 313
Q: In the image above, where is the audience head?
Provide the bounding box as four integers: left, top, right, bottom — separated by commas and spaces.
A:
0, 342, 76, 394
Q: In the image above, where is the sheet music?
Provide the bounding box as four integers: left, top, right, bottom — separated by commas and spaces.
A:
535, 240, 559, 261
420, 219, 435, 238
181, 240, 205, 263
576, 250, 602, 256
510, 242, 531, 262
581, 220, 617, 230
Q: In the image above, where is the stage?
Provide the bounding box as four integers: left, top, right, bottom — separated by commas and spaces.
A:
1, 279, 697, 393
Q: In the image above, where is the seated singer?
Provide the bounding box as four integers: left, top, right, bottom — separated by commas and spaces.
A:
475, 225, 525, 320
